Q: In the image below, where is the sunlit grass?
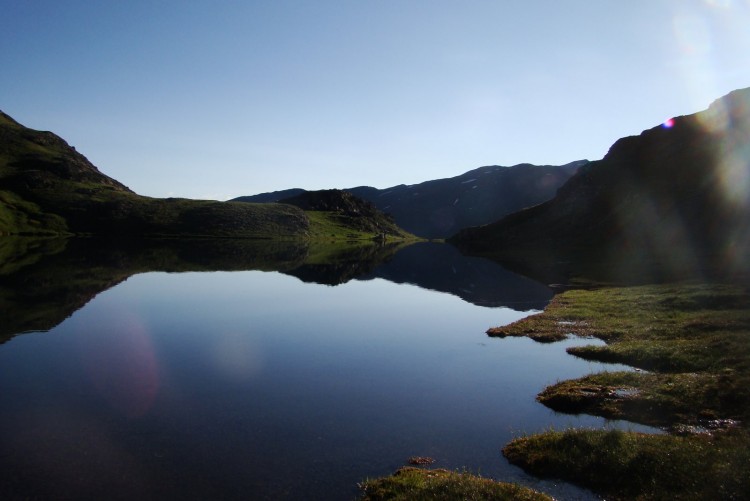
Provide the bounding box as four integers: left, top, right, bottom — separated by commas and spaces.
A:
494, 282, 750, 499
0, 190, 69, 235
504, 428, 750, 500
538, 370, 746, 428
359, 467, 552, 501
305, 210, 417, 241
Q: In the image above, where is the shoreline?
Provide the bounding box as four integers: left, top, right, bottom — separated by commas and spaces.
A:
360, 282, 750, 499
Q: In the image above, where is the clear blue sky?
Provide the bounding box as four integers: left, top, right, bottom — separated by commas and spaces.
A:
2, 1, 749, 200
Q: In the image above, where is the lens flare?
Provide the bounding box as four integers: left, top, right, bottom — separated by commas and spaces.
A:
76, 308, 160, 419
211, 331, 264, 381
698, 98, 730, 133
662, 118, 675, 128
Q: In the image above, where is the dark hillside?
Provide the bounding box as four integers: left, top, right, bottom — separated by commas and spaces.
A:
348, 162, 584, 238
0, 111, 309, 237
451, 87, 750, 282
0, 111, 131, 192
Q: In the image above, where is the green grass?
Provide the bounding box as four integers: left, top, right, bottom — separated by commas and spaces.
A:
493, 282, 750, 499
0, 190, 69, 235
306, 210, 381, 240
2, 112, 421, 240
493, 283, 750, 426
10, 180, 313, 238
1, 180, 413, 240
503, 428, 750, 501
358, 467, 552, 501
537, 370, 746, 428
305, 210, 416, 241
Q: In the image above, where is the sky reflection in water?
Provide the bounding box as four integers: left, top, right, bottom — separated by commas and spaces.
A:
0, 270, 654, 500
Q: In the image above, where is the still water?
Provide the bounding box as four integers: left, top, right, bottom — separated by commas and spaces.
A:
0, 241, 653, 499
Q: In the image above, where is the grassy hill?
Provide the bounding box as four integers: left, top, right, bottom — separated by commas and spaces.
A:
0, 111, 413, 240
279, 189, 413, 240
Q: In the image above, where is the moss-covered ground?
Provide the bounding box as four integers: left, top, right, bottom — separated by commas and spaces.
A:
305, 210, 415, 241
496, 283, 750, 500
503, 427, 749, 500
360, 282, 750, 499
358, 467, 552, 501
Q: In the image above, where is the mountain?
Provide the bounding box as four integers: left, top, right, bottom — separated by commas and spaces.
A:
0, 111, 411, 240
233, 161, 585, 238
451, 87, 750, 282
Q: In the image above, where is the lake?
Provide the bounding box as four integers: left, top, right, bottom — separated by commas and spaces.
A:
0, 240, 656, 499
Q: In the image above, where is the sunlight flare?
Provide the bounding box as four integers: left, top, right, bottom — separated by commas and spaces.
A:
77, 309, 160, 419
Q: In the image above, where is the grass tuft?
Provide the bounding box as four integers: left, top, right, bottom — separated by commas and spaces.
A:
358, 467, 552, 501
503, 428, 750, 500
494, 282, 750, 499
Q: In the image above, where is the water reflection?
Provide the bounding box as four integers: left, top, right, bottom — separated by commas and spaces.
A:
0, 237, 654, 500
1, 237, 552, 342
360, 241, 552, 309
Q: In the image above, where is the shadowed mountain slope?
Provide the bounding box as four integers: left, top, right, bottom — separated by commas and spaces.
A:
451, 87, 750, 283
233, 161, 585, 238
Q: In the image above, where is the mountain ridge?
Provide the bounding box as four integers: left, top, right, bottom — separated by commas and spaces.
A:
233, 160, 585, 238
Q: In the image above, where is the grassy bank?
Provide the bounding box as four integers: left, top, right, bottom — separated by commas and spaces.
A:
496, 283, 750, 499
305, 210, 416, 241
503, 428, 749, 500
359, 467, 552, 501
359, 282, 750, 499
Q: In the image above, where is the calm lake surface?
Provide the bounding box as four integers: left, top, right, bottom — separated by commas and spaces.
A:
0, 241, 655, 500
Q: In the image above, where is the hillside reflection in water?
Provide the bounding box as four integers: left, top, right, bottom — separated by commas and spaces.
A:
0, 239, 653, 500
